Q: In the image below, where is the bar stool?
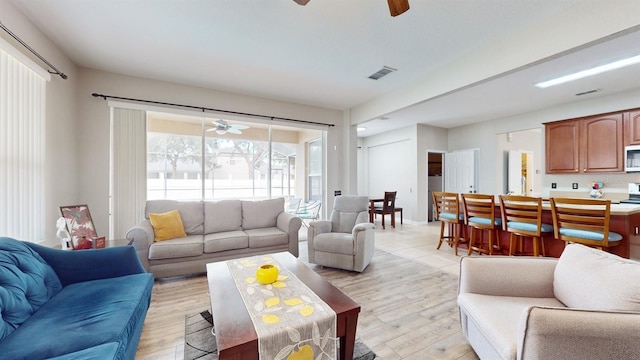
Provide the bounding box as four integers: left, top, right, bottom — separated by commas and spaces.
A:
549, 197, 622, 250
433, 191, 465, 255
499, 195, 553, 256
462, 193, 502, 255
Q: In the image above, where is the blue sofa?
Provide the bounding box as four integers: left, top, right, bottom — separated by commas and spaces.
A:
0, 237, 154, 360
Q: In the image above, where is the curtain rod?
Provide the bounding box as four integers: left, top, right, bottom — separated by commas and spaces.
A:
0, 21, 68, 79
91, 93, 335, 128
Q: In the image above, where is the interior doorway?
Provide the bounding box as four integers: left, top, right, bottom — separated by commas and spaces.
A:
427, 152, 443, 222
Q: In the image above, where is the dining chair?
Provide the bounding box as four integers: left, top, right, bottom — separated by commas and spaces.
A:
372, 191, 397, 229
549, 197, 622, 250
297, 201, 322, 228
462, 193, 502, 255
286, 197, 302, 213
499, 195, 553, 256
433, 191, 465, 255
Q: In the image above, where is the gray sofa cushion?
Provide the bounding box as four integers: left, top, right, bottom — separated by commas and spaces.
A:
459, 293, 564, 360
148, 235, 203, 260
554, 244, 640, 311
312, 233, 356, 255
242, 198, 284, 230
204, 200, 242, 233
204, 231, 248, 253
245, 227, 288, 248
145, 200, 204, 235
330, 196, 369, 233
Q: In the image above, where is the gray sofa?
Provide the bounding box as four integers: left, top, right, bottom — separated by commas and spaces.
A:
458, 243, 640, 360
126, 197, 302, 278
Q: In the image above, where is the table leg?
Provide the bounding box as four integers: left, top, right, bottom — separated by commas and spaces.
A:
340, 313, 358, 360
369, 201, 374, 223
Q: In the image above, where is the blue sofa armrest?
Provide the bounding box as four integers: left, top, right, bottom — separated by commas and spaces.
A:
25, 242, 148, 286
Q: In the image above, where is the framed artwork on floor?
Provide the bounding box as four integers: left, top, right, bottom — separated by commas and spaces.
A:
59, 204, 97, 250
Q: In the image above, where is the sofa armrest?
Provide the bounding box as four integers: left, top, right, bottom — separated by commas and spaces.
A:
277, 211, 302, 235
276, 211, 302, 257
459, 256, 557, 298
309, 220, 332, 235
353, 222, 375, 236
518, 306, 640, 360
25, 242, 147, 286
126, 219, 154, 250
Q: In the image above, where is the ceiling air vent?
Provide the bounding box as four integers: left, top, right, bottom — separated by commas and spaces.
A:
575, 89, 600, 96
368, 66, 397, 80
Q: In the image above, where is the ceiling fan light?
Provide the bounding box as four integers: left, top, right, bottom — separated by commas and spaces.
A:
215, 129, 227, 135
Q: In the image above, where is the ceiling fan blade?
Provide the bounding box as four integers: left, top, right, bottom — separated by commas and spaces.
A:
387, 0, 410, 17
293, 0, 310, 5
213, 120, 227, 127
227, 128, 242, 135
232, 124, 250, 130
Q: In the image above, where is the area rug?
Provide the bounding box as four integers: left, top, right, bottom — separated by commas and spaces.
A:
184, 310, 379, 360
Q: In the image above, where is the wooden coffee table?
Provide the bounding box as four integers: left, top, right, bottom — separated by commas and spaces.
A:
206, 252, 361, 360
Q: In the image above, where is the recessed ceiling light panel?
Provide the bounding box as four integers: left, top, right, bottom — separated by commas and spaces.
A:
534, 54, 640, 88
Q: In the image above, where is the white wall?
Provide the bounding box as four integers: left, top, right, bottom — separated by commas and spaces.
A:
417, 124, 448, 221
2, 1, 352, 240
448, 88, 640, 196
358, 123, 448, 223
75, 68, 346, 236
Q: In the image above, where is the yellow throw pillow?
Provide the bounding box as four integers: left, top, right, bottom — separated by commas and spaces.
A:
149, 209, 187, 241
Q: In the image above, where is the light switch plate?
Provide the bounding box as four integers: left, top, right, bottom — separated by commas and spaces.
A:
572, 183, 578, 189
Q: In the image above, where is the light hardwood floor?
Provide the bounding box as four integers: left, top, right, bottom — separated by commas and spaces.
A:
135, 221, 476, 359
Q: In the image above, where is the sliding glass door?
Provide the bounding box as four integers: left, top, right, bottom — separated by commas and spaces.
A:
146, 111, 323, 202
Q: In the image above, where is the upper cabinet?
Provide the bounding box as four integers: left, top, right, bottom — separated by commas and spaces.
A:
624, 110, 640, 145
546, 120, 579, 173
545, 113, 624, 174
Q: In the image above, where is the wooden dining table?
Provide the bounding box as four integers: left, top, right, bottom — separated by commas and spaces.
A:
369, 198, 384, 223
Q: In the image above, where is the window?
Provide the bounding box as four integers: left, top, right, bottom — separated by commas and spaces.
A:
0, 41, 49, 241
308, 138, 323, 201
146, 111, 323, 201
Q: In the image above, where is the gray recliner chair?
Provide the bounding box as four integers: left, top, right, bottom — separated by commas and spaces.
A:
307, 195, 376, 272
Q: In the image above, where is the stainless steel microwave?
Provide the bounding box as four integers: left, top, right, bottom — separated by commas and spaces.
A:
625, 145, 640, 172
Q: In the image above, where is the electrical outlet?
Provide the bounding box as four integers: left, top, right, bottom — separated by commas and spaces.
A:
572, 183, 579, 189
551, 183, 557, 189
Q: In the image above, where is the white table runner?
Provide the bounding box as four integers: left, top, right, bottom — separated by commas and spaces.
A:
226, 255, 337, 360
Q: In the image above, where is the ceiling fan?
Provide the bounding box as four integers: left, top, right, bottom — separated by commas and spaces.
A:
293, 0, 410, 17
207, 120, 249, 135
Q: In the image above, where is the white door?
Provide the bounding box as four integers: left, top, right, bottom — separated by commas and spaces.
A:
444, 150, 477, 194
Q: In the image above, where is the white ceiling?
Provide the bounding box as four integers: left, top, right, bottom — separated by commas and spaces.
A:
9, 0, 640, 137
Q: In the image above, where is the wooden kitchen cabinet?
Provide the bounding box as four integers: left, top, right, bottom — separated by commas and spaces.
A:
545, 119, 579, 173
624, 109, 640, 145
545, 113, 624, 173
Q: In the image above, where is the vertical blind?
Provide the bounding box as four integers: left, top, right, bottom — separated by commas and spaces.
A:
110, 107, 147, 238
0, 47, 47, 241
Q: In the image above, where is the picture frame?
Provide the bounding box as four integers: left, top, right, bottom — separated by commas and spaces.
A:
59, 204, 97, 250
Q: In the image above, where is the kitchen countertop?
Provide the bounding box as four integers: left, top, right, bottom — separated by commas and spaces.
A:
536, 200, 640, 215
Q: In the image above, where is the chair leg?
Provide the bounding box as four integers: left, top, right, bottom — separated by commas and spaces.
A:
391, 212, 396, 228
509, 233, 516, 256
381, 213, 385, 229
467, 228, 475, 256
533, 237, 539, 257
453, 224, 459, 256
437, 221, 446, 250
